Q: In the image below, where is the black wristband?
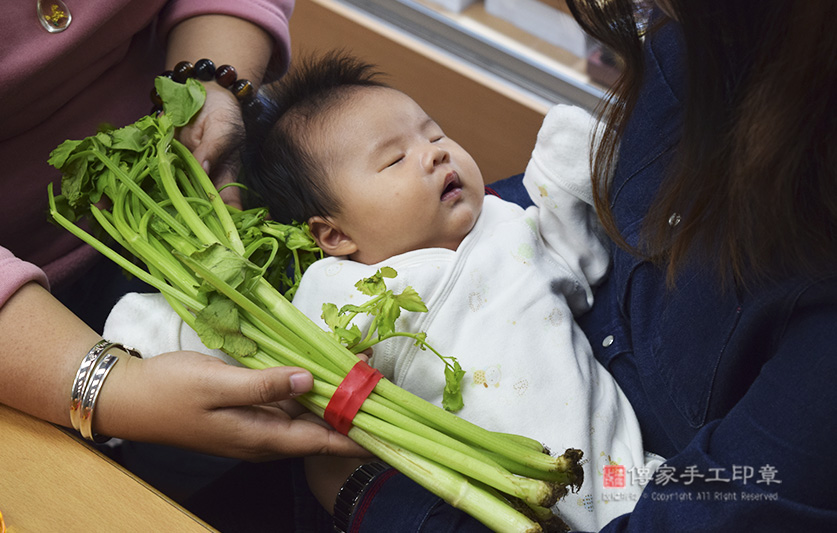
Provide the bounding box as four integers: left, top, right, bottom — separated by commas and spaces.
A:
333, 462, 391, 532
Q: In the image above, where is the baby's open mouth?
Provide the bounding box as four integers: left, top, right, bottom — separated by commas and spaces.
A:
441, 171, 462, 201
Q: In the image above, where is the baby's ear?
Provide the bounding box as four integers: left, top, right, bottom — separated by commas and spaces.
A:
308, 216, 357, 256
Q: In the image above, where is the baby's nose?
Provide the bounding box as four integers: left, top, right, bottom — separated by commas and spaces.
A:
425, 145, 450, 169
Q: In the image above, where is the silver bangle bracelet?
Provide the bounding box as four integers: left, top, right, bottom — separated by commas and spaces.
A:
69, 340, 116, 431
70, 340, 141, 442
79, 353, 120, 442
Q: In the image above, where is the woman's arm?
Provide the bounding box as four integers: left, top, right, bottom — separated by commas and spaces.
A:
165, 14, 276, 83
0, 280, 364, 459
0, 282, 102, 426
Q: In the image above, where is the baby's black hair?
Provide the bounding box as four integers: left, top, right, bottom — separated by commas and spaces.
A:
241, 51, 388, 223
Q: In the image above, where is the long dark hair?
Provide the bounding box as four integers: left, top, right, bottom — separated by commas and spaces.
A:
567, 0, 837, 287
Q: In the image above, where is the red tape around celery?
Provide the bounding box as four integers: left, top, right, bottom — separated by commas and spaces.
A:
324, 360, 383, 435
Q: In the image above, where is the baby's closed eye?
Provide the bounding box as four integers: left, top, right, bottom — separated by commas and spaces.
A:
385, 155, 404, 169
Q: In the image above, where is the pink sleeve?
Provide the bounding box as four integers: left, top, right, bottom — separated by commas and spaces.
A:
0, 246, 49, 308
157, 0, 294, 74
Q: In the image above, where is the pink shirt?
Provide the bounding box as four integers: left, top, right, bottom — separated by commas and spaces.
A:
0, 0, 293, 307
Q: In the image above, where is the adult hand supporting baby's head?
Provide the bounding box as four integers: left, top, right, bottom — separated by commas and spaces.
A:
177, 83, 243, 209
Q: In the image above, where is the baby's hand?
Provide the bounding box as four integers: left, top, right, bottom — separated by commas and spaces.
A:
357, 347, 373, 363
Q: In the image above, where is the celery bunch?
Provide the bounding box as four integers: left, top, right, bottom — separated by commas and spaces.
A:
47, 77, 582, 532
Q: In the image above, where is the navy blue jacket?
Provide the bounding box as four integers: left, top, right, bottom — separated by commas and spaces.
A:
348, 19, 837, 532
574, 19, 837, 531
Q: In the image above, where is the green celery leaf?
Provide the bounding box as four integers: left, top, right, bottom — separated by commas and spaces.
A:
322, 303, 364, 348
355, 267, 396, 296
155, 77, 206, 127
49, 136, 104, 208
110, 119, 154, 152
321, 302, 342, 331
47, 139, 83, 169
95, 131, 113, 148
261, 220, 320, 253
412, 332, 428, 347
377, 295, 401, 338
189, 243, 261, 294
61, 156, 97, 206
48, 194, 81, 223
234, 208, 267, 236
442, 359, 466, 412
334, 324, 362, 348
393, 286, 428, 313
285, 225, 320, 251
336, 303, 367, 317
59, 161, 89, 206
255, 220, 323, 298
194, 293, 258, 357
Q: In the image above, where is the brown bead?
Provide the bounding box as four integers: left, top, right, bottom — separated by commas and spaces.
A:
194, 58, 216, 81
214, 64, 237, 88
172, 61, 194, 83
230, 79, 255, 103
150, 88, 163, 107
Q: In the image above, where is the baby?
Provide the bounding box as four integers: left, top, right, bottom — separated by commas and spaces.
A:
246, 52, 663, 529
105, 52, 660, 530
239, 53, 486, 267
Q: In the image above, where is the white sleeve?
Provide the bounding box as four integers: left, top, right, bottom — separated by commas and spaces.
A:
103, 292, 239, 366
522, 104, 610, 313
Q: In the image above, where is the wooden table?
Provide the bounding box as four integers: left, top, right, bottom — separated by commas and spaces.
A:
0, 404, 216, 532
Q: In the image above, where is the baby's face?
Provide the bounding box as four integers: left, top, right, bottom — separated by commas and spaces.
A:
314, 87, 485, 264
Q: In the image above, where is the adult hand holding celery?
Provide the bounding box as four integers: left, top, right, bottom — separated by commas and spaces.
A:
46, 76, 583, 532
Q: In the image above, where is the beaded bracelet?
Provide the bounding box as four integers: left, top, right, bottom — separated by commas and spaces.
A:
150, 58, 259, 115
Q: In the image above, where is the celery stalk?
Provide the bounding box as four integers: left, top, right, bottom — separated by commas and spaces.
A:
301, 399, 543, 533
